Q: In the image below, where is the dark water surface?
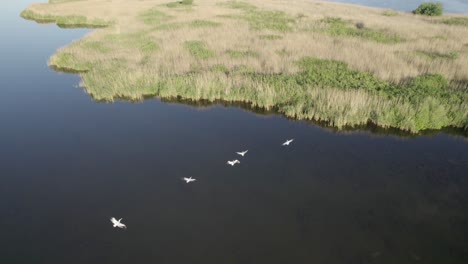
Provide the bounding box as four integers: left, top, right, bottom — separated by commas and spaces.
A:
324, 0, 468, 13
1, 1, 468, 264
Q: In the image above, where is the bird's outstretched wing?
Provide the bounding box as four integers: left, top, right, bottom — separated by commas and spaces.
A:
110, 217, 117, 224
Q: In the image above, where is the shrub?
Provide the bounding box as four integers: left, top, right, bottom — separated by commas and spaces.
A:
413, 2, 443, 16
355, 22, 365, 29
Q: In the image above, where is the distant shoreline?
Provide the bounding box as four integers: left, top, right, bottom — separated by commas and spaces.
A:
322, 0, 468, 14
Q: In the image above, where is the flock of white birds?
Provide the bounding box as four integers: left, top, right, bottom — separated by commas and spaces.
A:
110, 138, 294, 229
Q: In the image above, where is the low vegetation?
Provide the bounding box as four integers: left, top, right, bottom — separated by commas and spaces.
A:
184, 41, 215, 59
415, 50, 459, 60
139, 8, 172, 25
259, 34, 282, 40
220, 1, 295, 32
189, 19, 220, 28
20, 0, 468, 133
440, 17, 468, 26
382, 10, 398, 17
20, 9, 111, 28
320, 17, 402, 43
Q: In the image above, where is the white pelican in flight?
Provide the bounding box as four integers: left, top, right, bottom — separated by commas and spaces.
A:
236, 150, 248, 157
110, 217, 126, 229
227, 160, 240, 166
183, 177, 196, 183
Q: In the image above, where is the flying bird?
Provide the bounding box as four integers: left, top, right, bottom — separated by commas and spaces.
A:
110, 217, 126, 229
183, 177, 196, 183
282, 139, 294, 146
236, 150, 248, 157
227, 160, 240, 166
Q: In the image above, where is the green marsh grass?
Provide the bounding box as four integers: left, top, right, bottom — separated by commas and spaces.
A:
221, 1, 295, 31
139, 8, 172, 25
440, 17, 468, 26
382, 10, 398, 17
259, 34, 283, 40
20, 9, 111, 27
226, 50, 259, 58
320, 17, 402, 43
184, 41, 215, 59
189, 20, 221, 28
415, 50, 459, 60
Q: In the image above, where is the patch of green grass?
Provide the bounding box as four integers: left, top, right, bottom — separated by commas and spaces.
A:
382, 10, 398, 16
245, 10, 295, 31
165, 1, 193, 11
211, 64, 229, 74
275, 48, 290, 57
296, 57, 391, 92
321, 17, 402, 43
166, 2, 180, 8
81, 41, 111, 53
232, 65, 256, 74
20, 10, 56, 23
415, 50, 459, 60
259, 34, 283, 40
226, 49, 259, 58
154, 22, 185, 30
431, 35, 447, 40
221, 1, 257, 11
440, 17, 468, 26
258, 35, 283, 40
181, 0, 193, 5
184, 41, 215, 59
140, 41, 159, 53
221, 1, 295, 31
48, 53, 91, 72
216, 14, 241, 19
139, 8, 172, 25
189, 20, 221, 28
20, 9, 111, 28
103, 31, 158, 53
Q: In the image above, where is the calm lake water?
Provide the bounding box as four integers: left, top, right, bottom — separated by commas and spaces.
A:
1, 1, 467, 264
325, 0, 468, 13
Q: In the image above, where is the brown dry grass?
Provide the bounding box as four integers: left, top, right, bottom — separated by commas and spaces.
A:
25, 0, 468, 82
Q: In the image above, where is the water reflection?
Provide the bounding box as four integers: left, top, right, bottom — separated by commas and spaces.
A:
155, 96, 468, 138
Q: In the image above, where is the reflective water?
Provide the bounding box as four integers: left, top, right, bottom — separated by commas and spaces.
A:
325, 0, 468, 13
0, 1, 467, 263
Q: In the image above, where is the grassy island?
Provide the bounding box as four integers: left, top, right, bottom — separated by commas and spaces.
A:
21, 0, 468, 132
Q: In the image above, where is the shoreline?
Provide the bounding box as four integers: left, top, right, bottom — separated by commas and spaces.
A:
21, 0, 468, 133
